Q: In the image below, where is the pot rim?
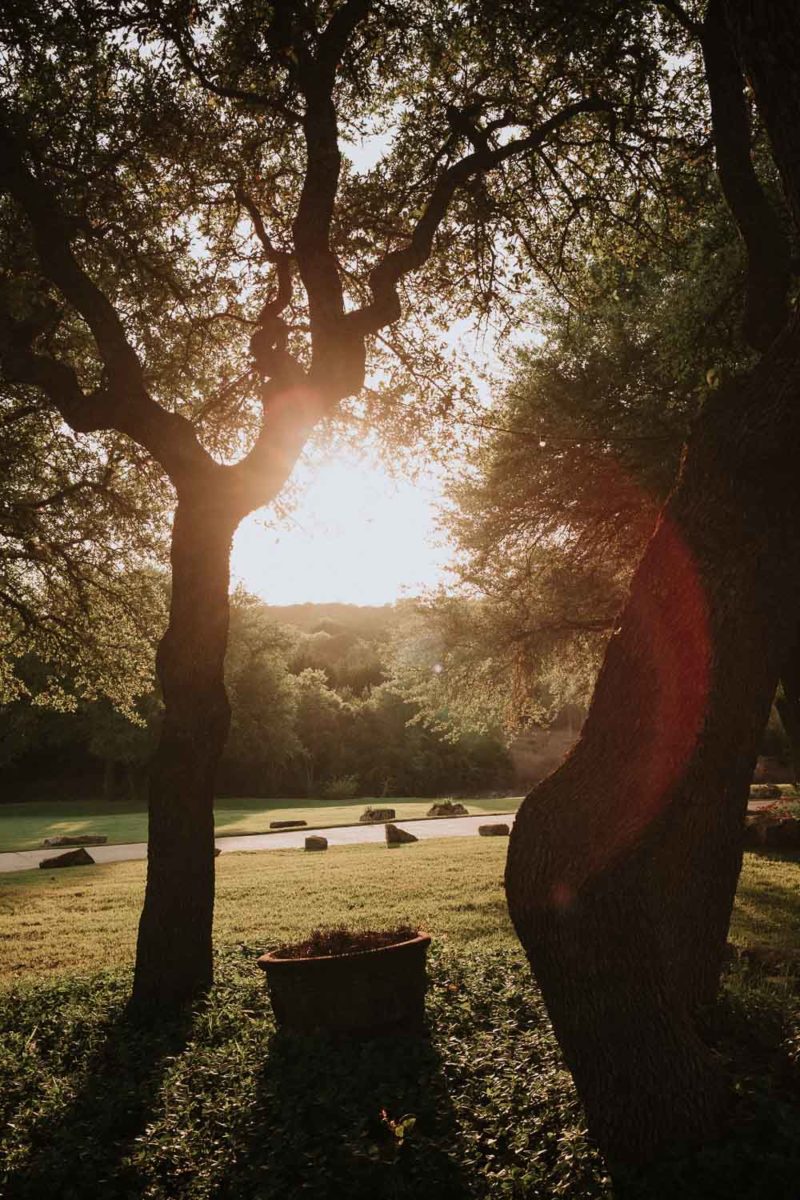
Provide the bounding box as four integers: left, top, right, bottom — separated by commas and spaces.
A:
256, 930, 431, 969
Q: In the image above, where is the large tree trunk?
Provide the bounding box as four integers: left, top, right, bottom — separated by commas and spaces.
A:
130, 498, 237, 1012
505, 0, 800, 1167
505, 319, 800, 1165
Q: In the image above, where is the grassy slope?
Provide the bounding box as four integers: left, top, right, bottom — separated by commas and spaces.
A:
0, 795, 520, 853
0, 838, 797, 985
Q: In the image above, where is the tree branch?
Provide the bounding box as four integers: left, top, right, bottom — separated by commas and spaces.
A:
0, 315, 112, 433
348, 99, 614, 336
0, 121, 222, 490
227, 380, 329, 514
0, 122, 144, 387
236, 186, 303, 385
701, 0, 791, 351
316, 0, 374, 85
156, 10, 302, 123
287, 0, 375, 393
235, 186, 293, 312
656, 0, 703, 37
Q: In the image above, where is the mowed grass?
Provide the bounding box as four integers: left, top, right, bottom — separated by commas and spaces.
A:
0, 838, 797, 986
1, 844, 798, 1200
0, 794, 521, 853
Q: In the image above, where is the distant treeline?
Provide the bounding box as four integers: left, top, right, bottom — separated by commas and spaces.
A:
0, 598, 513, 804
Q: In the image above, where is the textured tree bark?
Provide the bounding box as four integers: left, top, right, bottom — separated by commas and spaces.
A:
130, 498, 237, 1012
701, 0, 790, 350
506, 319, 800, 1165
505, 0, 800, 1167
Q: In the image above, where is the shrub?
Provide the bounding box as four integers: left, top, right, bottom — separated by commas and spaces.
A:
323, 774, 360, 800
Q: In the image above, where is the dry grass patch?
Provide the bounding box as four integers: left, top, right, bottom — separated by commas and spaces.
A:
0, 841, 796, 986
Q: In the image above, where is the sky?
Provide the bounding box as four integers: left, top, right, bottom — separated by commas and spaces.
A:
230, 452, 452, 606
230, 131, 504, 608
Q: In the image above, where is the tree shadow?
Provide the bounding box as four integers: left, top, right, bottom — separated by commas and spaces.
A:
3, 1005, 192, 1200
611, 976, 800, 1200
213, 1027, 473, 1200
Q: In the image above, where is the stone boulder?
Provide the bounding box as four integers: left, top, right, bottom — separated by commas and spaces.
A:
359, 807, 396, 823
42, 835, 107, 848
385, 824, 418, 846
305, 836, 328, 851
39, 847, 95, 869
427, 801, 468, 817
749, 784, 783, 800
478, 823, 510, 837
270, 820, 307, 830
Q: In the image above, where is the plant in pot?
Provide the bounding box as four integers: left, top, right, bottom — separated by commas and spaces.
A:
257, 925, 431, 1036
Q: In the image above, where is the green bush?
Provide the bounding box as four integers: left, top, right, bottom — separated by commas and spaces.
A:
323, 774, 360, 800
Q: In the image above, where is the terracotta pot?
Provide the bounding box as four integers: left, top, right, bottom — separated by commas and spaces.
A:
257, 932, 431, 1036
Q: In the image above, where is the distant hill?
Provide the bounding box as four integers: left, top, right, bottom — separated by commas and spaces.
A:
264, 601, 405, 640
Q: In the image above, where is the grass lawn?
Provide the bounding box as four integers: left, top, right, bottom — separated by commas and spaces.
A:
0, 794, 521, 853
0, 844, 796, 1200
0, 837, 513, 982
0, 841, 798, 1199
0, 839, 797, 985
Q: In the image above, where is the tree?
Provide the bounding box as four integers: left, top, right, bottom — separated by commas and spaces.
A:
0, 390, 168, 715
506, 0, 800, 1166
1, 0, 647, 1010
437, 174, 752, 725
291, 667, 350, 793
218, 594, 300, 795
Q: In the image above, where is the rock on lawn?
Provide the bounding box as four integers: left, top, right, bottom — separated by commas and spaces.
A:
39, 847, 95, 869
385, 824, 418, 846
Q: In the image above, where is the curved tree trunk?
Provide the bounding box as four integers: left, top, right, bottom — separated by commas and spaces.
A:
130, 498, 237, 1012
505, 320, 800, 1165
506, 0, 800, 1167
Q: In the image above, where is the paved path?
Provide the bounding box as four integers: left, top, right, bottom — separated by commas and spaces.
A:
1, 799, 782, 876
0, 813, 518, 875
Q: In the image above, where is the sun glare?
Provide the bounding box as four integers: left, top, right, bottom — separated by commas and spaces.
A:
230, 453, 450, 606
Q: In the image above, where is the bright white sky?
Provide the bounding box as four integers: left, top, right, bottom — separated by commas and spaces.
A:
230, 453, 452, 605
230, 133, 507, 608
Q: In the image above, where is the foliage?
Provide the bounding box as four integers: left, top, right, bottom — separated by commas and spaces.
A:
0, 0, 703, 728
221, 597, 301, 793
0, 943, 797, 1198
387, 595, 593, 736
1, 596, 513, 800
323, 773, 360, 800
430, 186, 759, 731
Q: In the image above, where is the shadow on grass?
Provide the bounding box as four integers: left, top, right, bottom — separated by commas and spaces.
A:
612, 973, 800, 1200
213, 1028, 472, 1200
2, 1004, 191, 1200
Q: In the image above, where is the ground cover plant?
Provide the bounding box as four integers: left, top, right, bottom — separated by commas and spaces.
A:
0, 795, 520, 853
1, 844, 798, 1198
0, 921, 798, 1197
